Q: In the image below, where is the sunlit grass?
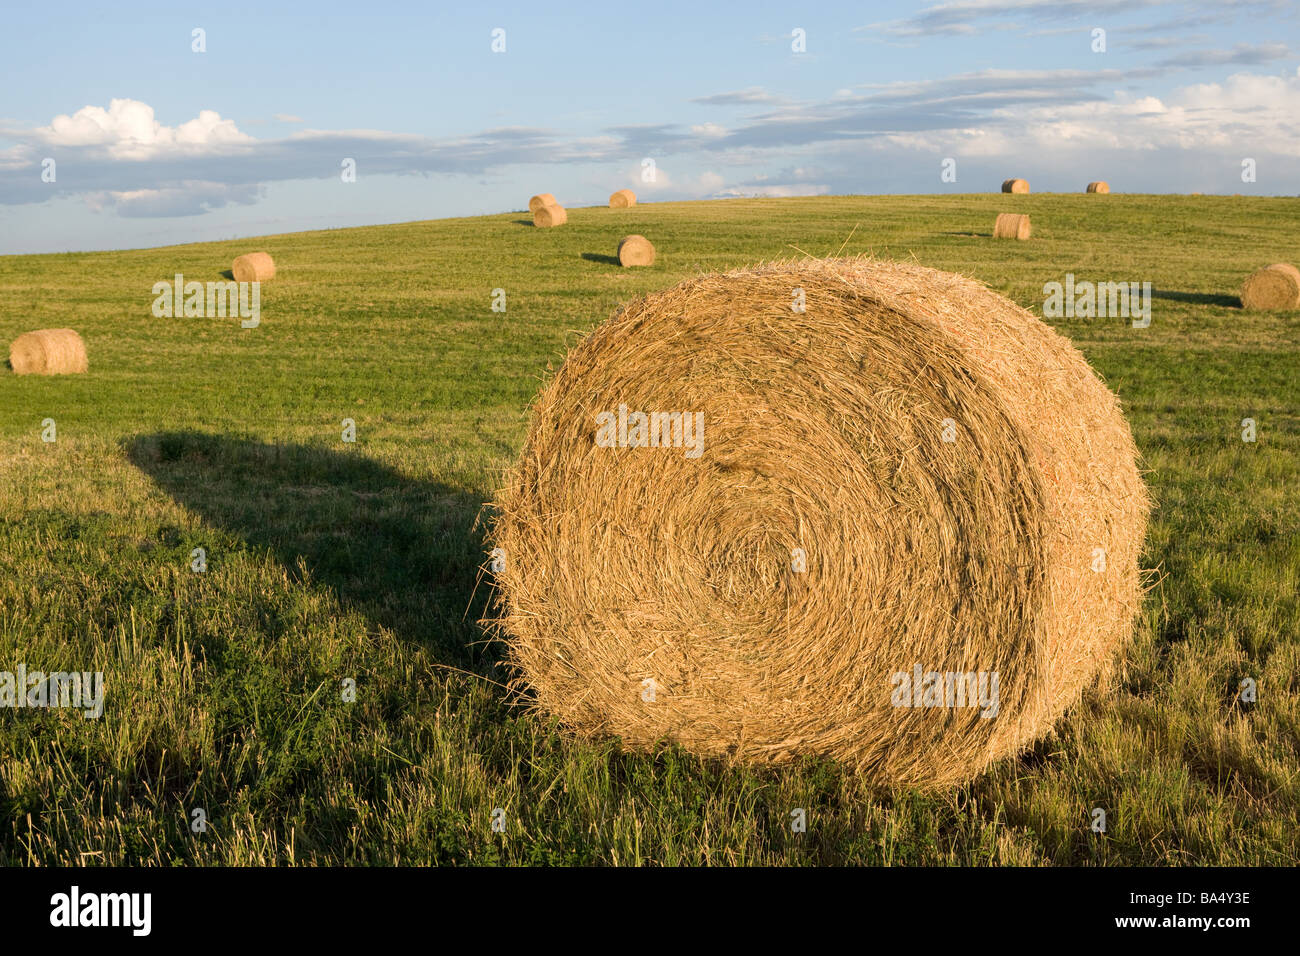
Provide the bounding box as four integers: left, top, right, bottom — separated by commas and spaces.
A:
0, 193, 1296, 864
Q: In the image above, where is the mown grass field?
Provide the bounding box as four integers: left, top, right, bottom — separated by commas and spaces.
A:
1, 193, 1297, 865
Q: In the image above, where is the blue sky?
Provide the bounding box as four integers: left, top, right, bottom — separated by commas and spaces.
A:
1, 0, 1297, 253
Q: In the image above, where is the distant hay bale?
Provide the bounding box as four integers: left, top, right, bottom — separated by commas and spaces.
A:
1002, 178, 1030, 194
1241, 263, 1300, 310
528, 193, 557, 213
617, 235, 655, 267
993, 213, 1031, 240
1086, 182, 1110, 194
8, 329, 88, 375
609, 189, 637, 208
534, 204, 567, 228
232, 252, 275, 282
488, 257, 1149, 789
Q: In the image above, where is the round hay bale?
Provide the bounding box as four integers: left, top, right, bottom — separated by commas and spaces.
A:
609, 189, 637, 208
9, 329, 88, 375
1241, 263, 1300, 310
232, 252, 275, 282
1001, 178, 1030, 194
488, 258, 1149, 789
528, 193, 557, 214
534, 204, 567, 228
993, 212, 1031, 240
1086, 181, 1110, 194
617, 235, 655, 267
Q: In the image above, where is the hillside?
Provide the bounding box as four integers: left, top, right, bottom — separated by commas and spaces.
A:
1, 194, 1297, 864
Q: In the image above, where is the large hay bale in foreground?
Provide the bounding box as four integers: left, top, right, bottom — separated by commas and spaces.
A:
1002, 178, 1029, 194
528, 193, 557, 213
993, 212, 1031, 239
1086, 181, 1110, 194
617, 235, 655, 266
232, 252, 275, 282
489, 258, 1149, 789
534, 204, 567, 228
1241, 263, 1300, 310
609, 189, 637, 208
9, 329, 88, 375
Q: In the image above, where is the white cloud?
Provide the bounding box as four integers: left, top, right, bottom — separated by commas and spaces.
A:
638, 168, 732, 197
1008, 71, 1300, 153
6, 62, 1299, 229
717, 183, 830, 198
0, 144, 33, 171
690, 122, 728, 138
639, 166, 672, 190
867, 0, 1174, 38
36, 99, 253, 159
84, 181, 260, 217
698, 171, 725, 192
691, 87, 782, 106
273, 113, 305, 123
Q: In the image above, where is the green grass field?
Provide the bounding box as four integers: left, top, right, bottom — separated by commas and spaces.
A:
1, 193, 1297, 865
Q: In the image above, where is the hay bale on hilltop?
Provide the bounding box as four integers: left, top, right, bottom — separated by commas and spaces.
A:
1241, 263, 1300, 310
534, 204, 567, 227
528, 194, 557, 213
1086, 182, 1110, 194
609, 189, 637, 208
232, 252, 275, 282
9, 329, 88, 375
993, 213, 1031, 239
617, 235, 655, 266
488, 257, 1149, 789
1002, 178, 1029, 194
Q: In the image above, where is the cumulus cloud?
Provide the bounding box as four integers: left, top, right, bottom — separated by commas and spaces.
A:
590, 63, 1300, 199
632, 167, 735, 198
35, 99, 254, 159
5, 59, 1299, 227
1005, 70, 1300, 153
638, 165, 672, 190
629, 64, 1300, 162
0, 99, 625, 215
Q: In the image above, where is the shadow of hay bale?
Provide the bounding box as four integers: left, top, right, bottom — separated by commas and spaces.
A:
581, 252, 622, 266
1150, 289, 1241, 308
124, 431, 493, 667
